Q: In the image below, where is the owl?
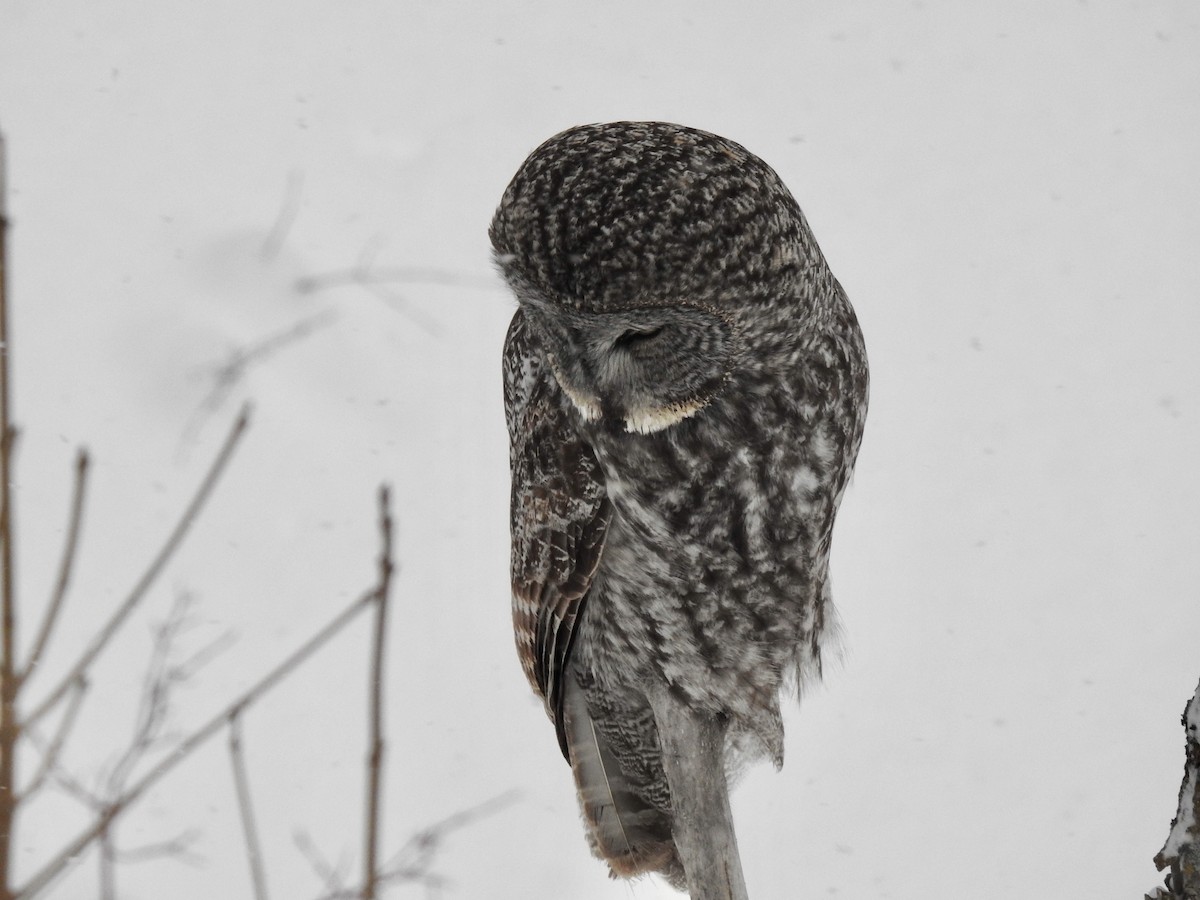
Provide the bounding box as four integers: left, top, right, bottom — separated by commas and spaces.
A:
492, 122, 868, 898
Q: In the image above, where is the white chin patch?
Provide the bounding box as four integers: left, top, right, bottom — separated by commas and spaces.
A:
567, 393, 602, 423
547, 353, 704, 434
547, 355, 602, 422
551, 379, 602, 422
623, 399, 705, 434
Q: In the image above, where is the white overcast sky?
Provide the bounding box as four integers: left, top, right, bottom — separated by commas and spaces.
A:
1, 3, 1198, 899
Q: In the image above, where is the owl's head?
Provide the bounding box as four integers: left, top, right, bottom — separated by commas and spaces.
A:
490, 121, 824, 435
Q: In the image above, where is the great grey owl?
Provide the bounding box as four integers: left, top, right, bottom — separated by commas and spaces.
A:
492, 122, 868, 898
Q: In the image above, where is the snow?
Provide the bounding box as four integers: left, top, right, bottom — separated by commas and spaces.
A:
1, 2, 1198, 898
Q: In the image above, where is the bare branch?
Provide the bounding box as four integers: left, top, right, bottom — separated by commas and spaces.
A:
380, 791, 518, 876
22, 718, 99, 812
114, 828, 202, 865
16, 583, 376, 897
182, 314, 332, 449
98, 827, 116, 900
363, 484, 394, 899
294, 237, 500, 338
229, 713, 269, 900
295, 829, 350, 899
1, 125, 20, 900
308, 888, 360, 900
23, 709, 100, 814
295, 265, 496, 294
103, 592, 196, 797
172, 626, 236, 682
20, 448, 90, 685
23, 405, 251, 730
0, 129, 7, 219
0, 425, 15, 584
208, 313, 333, 392
100, 828, 200, 896
16, 675, 88, 803
309, 793, 518, 900
260, 169, 304, 263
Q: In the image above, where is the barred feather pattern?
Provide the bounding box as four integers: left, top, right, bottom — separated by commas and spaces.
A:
496, 122, 868, 888
504, 310, 612, 754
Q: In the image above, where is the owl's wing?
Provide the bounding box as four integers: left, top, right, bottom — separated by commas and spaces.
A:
503, 308, 612, 759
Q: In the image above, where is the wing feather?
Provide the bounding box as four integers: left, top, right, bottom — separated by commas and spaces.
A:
503, 308, 612, 758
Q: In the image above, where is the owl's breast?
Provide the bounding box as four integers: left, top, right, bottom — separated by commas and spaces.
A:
577, 388, 847, 735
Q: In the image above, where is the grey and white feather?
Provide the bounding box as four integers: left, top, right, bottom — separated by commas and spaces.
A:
493, 121, 868, 897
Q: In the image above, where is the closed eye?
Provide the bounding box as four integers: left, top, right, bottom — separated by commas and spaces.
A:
612, 326, 664, 351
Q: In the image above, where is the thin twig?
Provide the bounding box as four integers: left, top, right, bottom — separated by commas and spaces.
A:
295, 265, 496, 294
309, 793, 518, 900
16, 675, 88, 803
229, 713, 269, 900
114, 828, 201, 865
172, 626, 236, 682
309, 885, 367, 900
295, 239, 500, 337
0, 426, 15, 589
380, 791, 518, 876
0, 125, 19, 900
98, 827, 115, 900
182, 314, 332, 450
309, 889, 359, 900
22, 716, 99, 811
295, 829, 350, 898
362, 485, 394, 899
20, 448, 89, 685
103, 592, 195, 798
16, 584, 377, 898
260, 169, 304, 263
23, 405, 251, 729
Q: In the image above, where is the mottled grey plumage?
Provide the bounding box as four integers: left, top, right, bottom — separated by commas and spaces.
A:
494, 122, 868, 896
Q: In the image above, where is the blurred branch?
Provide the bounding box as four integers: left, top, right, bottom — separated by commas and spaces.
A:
20, 449, 90, 685
1150, 677, 1200, 900
24, 717, 98, 812
295, 829, 351, 899
295, 235, 501, 338
16, 674, 87, 803
260, 169, 304, 263
295, 232, 496, 296
16, 568, 378, 897
362, 485, 394, 899
311, 793, 519, 900
381, 791, 518, 876
229, 713, 270, 900
1, 125, 18, 900
23, 405, 251, 730
22, 596, 214, 895
0, 424, 14, 594
93, 824, 198, 899
115, 829, 201, 865
103, 593, 200, 798
295, 264, 496, 294
98, 828, 116, 900
1, 138, 415, 900
172, 624, 236, 683
183, 314, 332, 448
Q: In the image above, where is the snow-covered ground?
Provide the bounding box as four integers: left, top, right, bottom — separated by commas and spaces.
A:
1, 3, 1198, 898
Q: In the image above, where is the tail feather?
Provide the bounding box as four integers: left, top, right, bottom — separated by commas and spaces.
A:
562, 678, 679, 880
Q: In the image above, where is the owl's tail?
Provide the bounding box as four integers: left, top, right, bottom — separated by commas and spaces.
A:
561, 678, 683, 885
